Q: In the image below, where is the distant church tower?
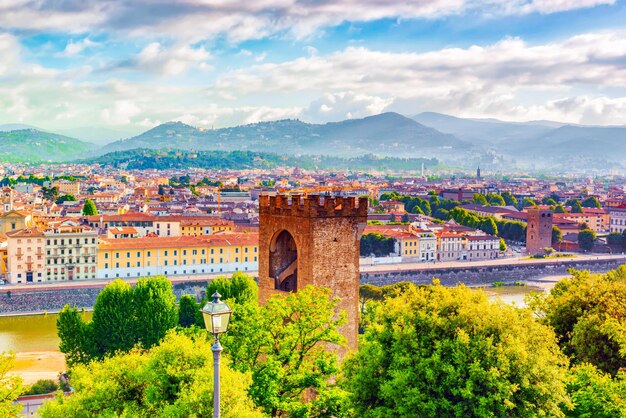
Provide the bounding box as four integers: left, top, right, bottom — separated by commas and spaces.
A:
2, 187, 13, 213
258, 194, 368, 352
476, 166, 481, 179
526, 208, 553, 255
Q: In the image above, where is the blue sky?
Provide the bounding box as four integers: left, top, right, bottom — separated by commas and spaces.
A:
1, 0, 625, 139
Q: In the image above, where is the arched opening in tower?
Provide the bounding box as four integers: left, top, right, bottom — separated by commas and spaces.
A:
269, 230, 298, 292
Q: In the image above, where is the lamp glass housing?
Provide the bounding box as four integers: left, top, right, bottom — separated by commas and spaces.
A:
201, 292, 232, 335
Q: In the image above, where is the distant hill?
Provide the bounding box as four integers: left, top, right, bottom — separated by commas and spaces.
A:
57, 126, 141, 145
86, 148, 440, 172
413, 112, 626, 168
412, 112, 555, 146
98, 113, 469, 158
0, 129, 96, 162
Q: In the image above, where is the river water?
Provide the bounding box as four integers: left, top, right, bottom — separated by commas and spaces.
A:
0, 311, 92, 353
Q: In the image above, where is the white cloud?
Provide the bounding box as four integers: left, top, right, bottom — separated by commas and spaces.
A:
303, 92, 394, 122
61, 38, 97, 56
0, 32, 20, 75
0, 1, 616, 42
120, 42, 213, 75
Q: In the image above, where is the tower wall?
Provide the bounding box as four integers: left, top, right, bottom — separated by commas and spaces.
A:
526, 208, 553, 255
258, 194, 368, 352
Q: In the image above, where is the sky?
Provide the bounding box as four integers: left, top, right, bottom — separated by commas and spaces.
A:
1, 0, 626, 139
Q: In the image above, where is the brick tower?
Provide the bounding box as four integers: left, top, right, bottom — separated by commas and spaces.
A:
258, 194, 368, 352
526, 208, 553, 255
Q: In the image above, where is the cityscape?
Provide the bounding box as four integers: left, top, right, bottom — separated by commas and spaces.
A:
2, 0, 626, 417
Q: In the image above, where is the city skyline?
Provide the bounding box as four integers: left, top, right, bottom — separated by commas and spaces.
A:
1, 0, 626, 137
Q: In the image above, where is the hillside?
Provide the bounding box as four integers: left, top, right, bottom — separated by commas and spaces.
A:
0, 129, 96, 162
98, 113, 469, 158
86, 148, 440, 172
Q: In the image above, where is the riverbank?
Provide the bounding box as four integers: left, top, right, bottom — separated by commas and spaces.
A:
10, 351, 65, 386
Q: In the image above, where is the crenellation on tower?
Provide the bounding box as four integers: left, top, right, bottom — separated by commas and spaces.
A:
259, 194, 368, 219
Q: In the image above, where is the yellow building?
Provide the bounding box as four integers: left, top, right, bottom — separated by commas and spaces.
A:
180, 218, 235, 236
1, 210, 33, 235
52, 180, 81, 196
97, 233, 258, 279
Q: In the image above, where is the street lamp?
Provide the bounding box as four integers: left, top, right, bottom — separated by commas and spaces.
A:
201, 292, 232, 418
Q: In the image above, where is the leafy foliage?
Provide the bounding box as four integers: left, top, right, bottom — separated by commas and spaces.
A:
81, 198, 98, 216
58, 276, 178, 365
360, 233, 396, 257
564, 364, 626, 417
0, 352, 22, 417
23, 379, 58, 395
343, 284, 570, 417
178, 295, 203, 328
577, 229, 596, 251
206, 272, 258, 305
39, 332, 264, 418
531, 267, 626, 375
222, 286, 347, 417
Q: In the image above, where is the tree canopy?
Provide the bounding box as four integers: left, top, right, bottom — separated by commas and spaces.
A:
39, 332, 264, 418
343, 283, 570, 417
531, 267, 626, 375
81, 198, 98, 216
0, 352, 23, 417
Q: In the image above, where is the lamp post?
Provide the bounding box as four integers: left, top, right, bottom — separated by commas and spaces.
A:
201, 292, 232, 418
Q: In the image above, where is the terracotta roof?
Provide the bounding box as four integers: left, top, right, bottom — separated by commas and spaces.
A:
6, 227, 45, 238
98, 233, 259, 250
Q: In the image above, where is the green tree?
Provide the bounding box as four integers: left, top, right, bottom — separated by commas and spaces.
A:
581, 196, 601, 208
400, 213, 410, 223
39, 332, 263, 418
531, 267, 626, 375
343, 284, 570, 417
499, 237, 507, 252
388, 213, 396, 222
521, 197, 537, 208
81, 198, 98, 216
23, 379, 58, 395
133, 276, 178, 348
472, 193, 488, 205
544, 197, 558, 206
158, 184, 165, 195
41, 186, 59, 201
92, 279, 136, 357
552, 225, 563, 245
58, 277, 180, 364
223, 286, 347, 417
487, 193, 505, 206
360, 233, 396, 257
564, 364, 626, 417
57, 306, 95, 367
578, 229, 596, 251
554, 204, 567, 213
571, 200, 584, 213
206, 272, 258, 306
178, 294, 203, 328
55, 194, 76, 204
0, 352, 22, 417
481, 217, 498, 236
359, 284, 384, 332
501, 191, 518, 207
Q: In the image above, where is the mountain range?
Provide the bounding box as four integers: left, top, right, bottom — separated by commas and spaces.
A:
1, 112, 626, 170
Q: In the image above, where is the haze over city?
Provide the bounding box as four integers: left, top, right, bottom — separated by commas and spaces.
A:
1, 0, 626, 140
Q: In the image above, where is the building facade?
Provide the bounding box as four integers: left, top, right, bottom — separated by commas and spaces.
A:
6, 228, 46, 283
44, 221, 98, 281
526, 208, 553, 255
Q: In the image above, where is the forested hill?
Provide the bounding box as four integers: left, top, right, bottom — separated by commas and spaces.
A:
85, 148, 439, 172
0, 129, 95, 162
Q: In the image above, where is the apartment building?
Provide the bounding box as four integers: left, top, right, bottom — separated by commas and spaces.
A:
6, 228, 46, 284
97, 233, 259, 279
44, 221, 98, 281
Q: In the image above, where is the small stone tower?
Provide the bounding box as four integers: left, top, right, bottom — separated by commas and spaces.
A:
526, 208, 553, 255
476, 166, 481, 179
258, 194, 368, 352
2, 187, 13, 213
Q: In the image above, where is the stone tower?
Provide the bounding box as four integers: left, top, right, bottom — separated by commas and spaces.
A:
2, 187, 13, 213
258, 194, 368, 352
526, 208, 553, 255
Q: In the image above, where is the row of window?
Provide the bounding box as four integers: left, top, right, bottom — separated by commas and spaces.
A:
103, 256, 257, 269
103, 266, 249, 279
46, 238, 96, 245
104, 247, 258, 259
